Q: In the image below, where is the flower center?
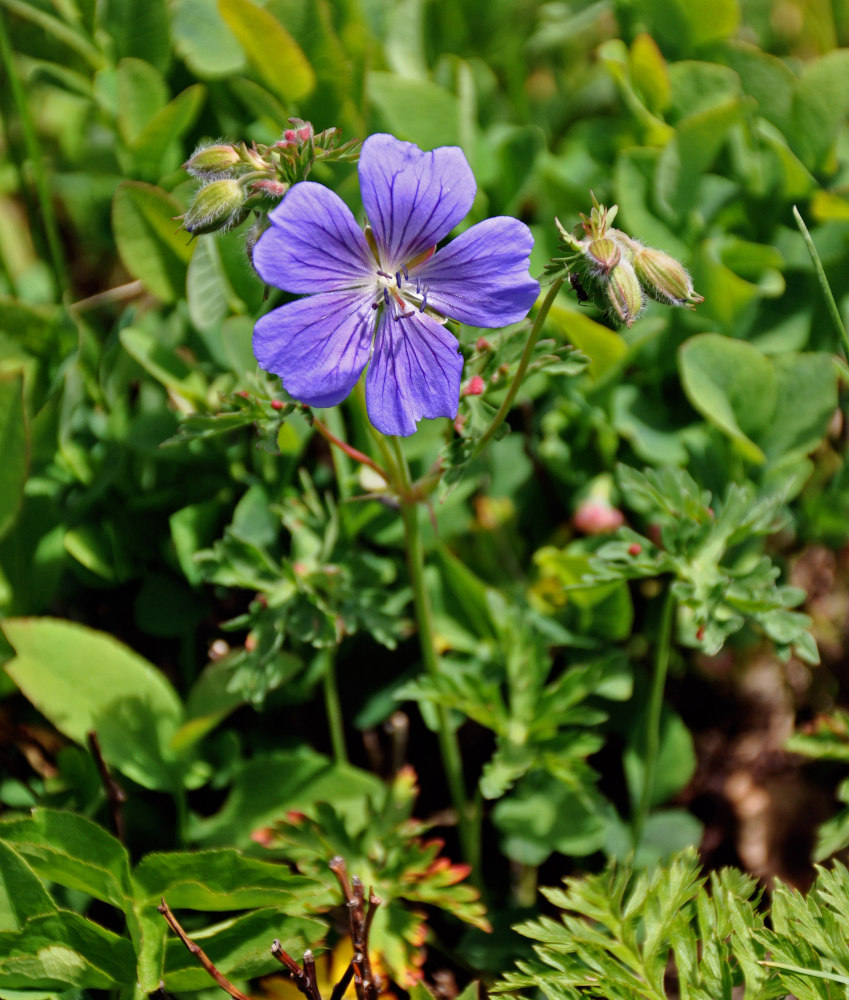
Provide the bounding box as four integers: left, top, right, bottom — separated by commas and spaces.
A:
374, 267, 428, 319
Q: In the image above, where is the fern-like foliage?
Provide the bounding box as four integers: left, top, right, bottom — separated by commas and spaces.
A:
495, 850, 849, 1000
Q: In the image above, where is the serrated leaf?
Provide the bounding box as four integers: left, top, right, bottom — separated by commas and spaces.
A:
111, 181, 194, 302
0, 811, 132, 912
0, 911, 135, 990
218, 0, 315, 102
0, 843, 57, 931
2, 618, 184, 791
161, 909, 325, 991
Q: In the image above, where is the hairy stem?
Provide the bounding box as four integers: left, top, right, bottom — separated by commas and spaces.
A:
476, 278, 564, 453
633, 584, 675, 848
392, 436, 478, 870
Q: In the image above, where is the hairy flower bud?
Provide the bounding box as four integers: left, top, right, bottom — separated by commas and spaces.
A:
632, 246, 703, 307
604, 259, 644, 327
584, 237, 621, 276
183, 143, 242, 177
183, 179, 247, 234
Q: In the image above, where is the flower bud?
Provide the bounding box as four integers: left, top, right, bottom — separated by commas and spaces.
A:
584, 237, 621, 276
183, 179, 247, 234
604, 259, 644, 327
573, 499, 625, 535
183, 144, 242, 177
462, 375, 485, 397
632, 246, 703, 307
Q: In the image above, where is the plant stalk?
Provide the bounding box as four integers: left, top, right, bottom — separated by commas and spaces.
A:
476, 278, 564, 453
320, 647, 348, 764
793, 205, 849, 361
633, 583, 676, 849
392, 437, 478, 870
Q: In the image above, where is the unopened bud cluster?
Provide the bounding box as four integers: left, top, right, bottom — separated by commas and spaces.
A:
549, 195, 703, 327
180, 120, 360, 236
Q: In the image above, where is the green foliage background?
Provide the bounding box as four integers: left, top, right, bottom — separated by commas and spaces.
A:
2, 0, 849, 998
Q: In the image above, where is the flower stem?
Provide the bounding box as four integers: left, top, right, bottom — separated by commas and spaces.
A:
312, 414, 389, 483
475, 278, 564, 453
392, 437, 478, 869
633, 583, 675, 849
793, 205, 849, 361
319, 647, 348, 764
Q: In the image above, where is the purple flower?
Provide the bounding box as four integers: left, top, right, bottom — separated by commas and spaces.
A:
252, 133, 539, 437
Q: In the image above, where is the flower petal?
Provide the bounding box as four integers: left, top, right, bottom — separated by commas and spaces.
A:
359, 134, 476, 268
365, 308, 463, 436
254, 291, 374, 407
415, 216, 540, 327
253, 182, 375, 294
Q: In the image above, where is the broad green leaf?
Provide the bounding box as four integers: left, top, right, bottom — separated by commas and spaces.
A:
630, 32, 670, 114
128, 84, 207, 179
218, 0, 315, 102
115, 58, 168, 145
655, 98, 744, 219
111, 182, 194, 303
624, 706, 696, 809
367, 72, 462, 149
2, 618, 184, 791
790, 50, 849, 170
119, 327, 207, 405
172, 0, 245, 77
0, 843, 56, 931
0, 810, 132, 912
547, 302, 628, 381
99, 0, 171, 72
186, 234, 237, 332
0, 911, 135, 990
0, 298, 75, 363
0, 373, 28, 541
189, 747, 383, 846
133, 849, 325, 909
679, 333, 775, 462
758, 353, 838, 461
161, 909, 324, 991
633, 0, 739, 53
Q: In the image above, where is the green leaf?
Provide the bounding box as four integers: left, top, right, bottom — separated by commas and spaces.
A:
0, 810, 132, 912
119, 326, 207, 404
128, 84, 207, 179
186, 234, 238, 332
172, 0, 246, 77
133, 849, 324, 909
625, 705, 696, 810
217, 0, 315, 102
790, 50, 849, 171
547, 302, 628, 382
162, 909, 324, 991
189, 747, 383, 847
0, 911, 135, 990
0, 843, 57, 931
758, 353, 838, 461
678, 333, 775, 463
115, 58, 168, 145
2, 618, 184, 791
99, 0, 172, 72
0, 373, 28, 541
367, 72, 462, 149
111, 181, 194, 303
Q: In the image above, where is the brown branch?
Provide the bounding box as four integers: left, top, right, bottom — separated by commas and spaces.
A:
87, 730, 126, 843
158, 898, 251, 1000
271, 941, 322, 1000
329, 958, 356, 1000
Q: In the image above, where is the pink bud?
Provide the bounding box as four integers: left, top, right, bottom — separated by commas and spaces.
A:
573, 499, 625, 535
462, 375, 485, 396
628, 542, 642, 556
270, 399, 284, 410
